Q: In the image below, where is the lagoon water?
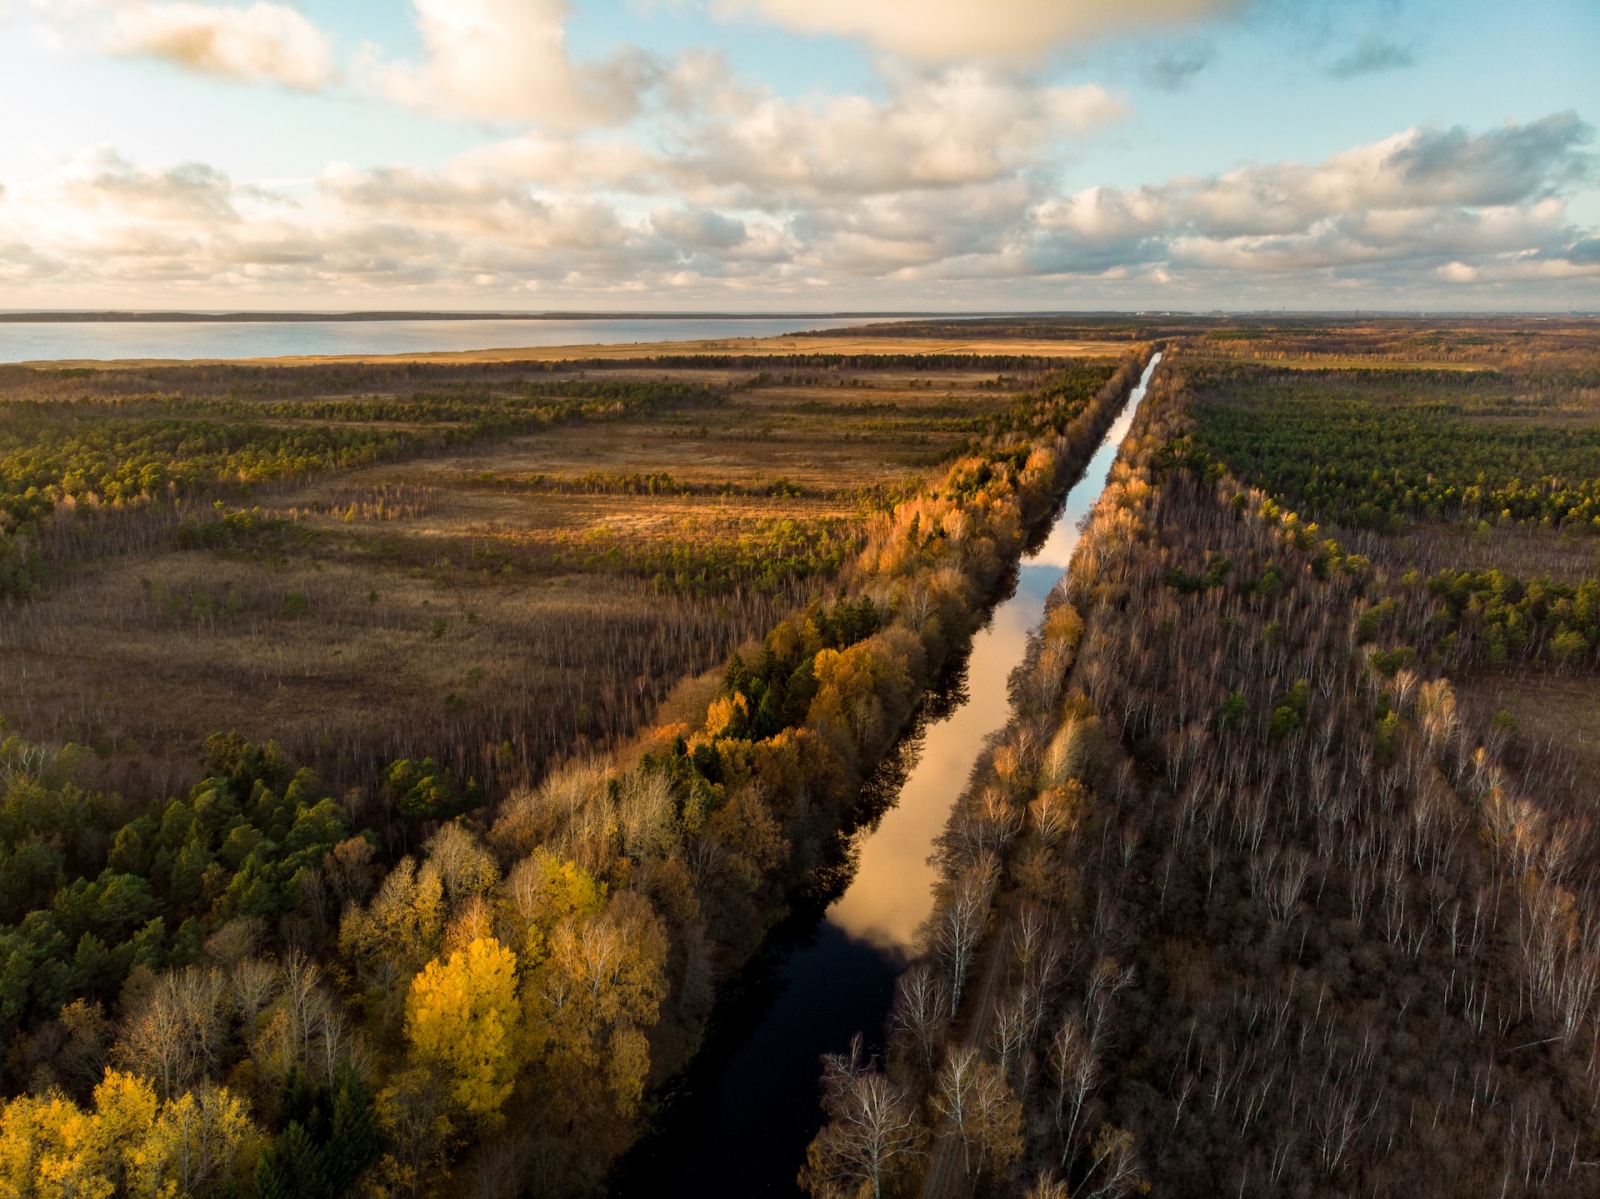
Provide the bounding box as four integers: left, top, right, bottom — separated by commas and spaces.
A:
0, 315, 878, 364
612, 353, 1162, 1196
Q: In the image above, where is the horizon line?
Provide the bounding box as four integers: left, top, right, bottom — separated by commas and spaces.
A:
0, 308, 1596, 323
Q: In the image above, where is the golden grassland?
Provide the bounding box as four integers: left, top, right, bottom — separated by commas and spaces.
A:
0, 352, 1110, 805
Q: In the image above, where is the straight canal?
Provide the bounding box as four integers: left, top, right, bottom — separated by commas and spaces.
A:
610, 353, 1163, 1196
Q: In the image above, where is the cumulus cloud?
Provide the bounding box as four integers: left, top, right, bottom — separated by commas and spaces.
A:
107, 1, 337, 88
672, 67, 1124, 199
723, 0, 1243, 64
358, 0, 653, 128
1039, 113, 1592, 240
20, 1, 336, 89
2, 114, 1594, 304
452, 56, 1127, 204
1031, 114, 1597, 286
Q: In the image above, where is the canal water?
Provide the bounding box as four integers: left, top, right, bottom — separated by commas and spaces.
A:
610, 353, 1162, 1197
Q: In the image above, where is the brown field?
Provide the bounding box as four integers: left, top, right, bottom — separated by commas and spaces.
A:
1186, 353, 1497, 371
1456, 670, 1600, 782
1188, 316, 1600, 368
0, 351, 1111, 807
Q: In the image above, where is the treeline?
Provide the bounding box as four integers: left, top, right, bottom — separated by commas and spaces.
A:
472, 469, 914, 504
807, 352, 1600, 1197
315, 506, 866, 598
1192, 320, 1600, 369
0, 359, 719, 405
0, 380, 724, 599
1185, 362, 1600, 531
794, 318, 1163, 342
616, 354, 1111, 373
113, 378, 720, 426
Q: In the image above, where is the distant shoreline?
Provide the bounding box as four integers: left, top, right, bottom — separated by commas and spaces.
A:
11, 333, 1137, 369
0, 309, 1591, 324
0, 310, 949, 324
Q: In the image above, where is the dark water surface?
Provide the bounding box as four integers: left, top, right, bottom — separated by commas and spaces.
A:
610, 355, 1162, 1197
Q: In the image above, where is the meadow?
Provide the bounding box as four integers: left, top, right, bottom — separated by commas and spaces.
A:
1, 353, 1105, 801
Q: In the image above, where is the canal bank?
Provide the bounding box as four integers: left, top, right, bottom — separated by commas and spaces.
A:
610, 353, 1162, 1197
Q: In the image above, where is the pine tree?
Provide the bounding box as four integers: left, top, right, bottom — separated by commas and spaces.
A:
256, 1122, 329, 1199
325, 1068, 382, 1195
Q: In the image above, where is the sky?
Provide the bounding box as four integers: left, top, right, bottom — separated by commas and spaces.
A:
0, 0, 1596, 311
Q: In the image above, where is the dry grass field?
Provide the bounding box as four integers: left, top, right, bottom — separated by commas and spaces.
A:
0, 346, 1112, 805
22, 313, 1590, 808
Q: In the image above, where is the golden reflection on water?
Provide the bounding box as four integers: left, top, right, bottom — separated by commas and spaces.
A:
826, 596, 1044, 949
823, 354, 1157, 952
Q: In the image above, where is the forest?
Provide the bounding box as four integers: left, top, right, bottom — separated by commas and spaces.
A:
0, 328, 1144, 1196
801, 319, 1600, 1199
8, 315, 1600, 1199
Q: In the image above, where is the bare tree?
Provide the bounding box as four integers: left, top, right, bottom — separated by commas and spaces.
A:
935, 857, 997, 1019
992, 991, 1028, 1083
889, 963, 948, 1079
801, 1035, 927, 1199
118, 965, 231, 1099
229, 957, 278, 1055
932, 1047, 983, 1178
1048, 1012, 1098, 1168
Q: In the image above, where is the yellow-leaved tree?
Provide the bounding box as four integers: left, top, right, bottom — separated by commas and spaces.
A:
0, 1069, 257, 1199
403, 936, 520, 1125
128, 1085, 257, 1198
500, 847, 606, 968
522, 890, 667, 1119
339, 856, 446, 1009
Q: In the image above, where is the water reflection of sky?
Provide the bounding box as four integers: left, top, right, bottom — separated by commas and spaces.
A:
826, 355, 1159, 950
0, 316, 875, 364
610, 354, 1161, 1199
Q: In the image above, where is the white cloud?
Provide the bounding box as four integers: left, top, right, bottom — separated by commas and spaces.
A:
1029, 114, 1597, 285
662, 63, 1127, 198
108, 1, 336, 88
21, 0, 341, 88
358, 0, 653, 128
1038, 113, 1593, 239
451, 58, 1127, 207
1, 115, 1593, 306
723, 0, 1242, 64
